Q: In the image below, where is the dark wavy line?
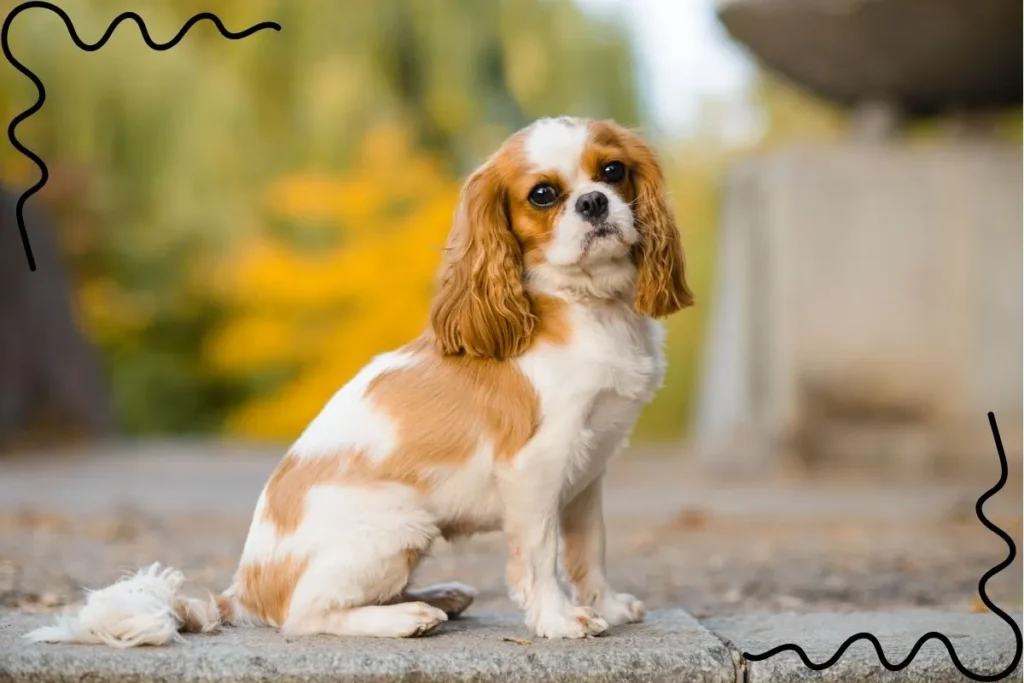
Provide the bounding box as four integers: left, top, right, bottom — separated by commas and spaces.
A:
743, 411, 1022, 682
1, 0, 281, 271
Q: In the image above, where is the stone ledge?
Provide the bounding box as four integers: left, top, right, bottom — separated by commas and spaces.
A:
5, 608, 1022, 682
705, 611, 1023, 682
0, 610, 736, 683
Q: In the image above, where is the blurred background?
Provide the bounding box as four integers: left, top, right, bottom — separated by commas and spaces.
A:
1, 0, 1019, 465
0, 0, 1021, 621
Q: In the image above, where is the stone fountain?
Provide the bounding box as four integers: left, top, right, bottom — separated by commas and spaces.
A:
718, 0, 1021, 122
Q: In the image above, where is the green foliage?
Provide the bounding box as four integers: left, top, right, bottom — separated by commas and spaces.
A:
0, 0, 651, 438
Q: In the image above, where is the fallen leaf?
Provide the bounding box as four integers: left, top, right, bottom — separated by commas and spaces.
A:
971, 595, 989, 613
502, 637, 531, 646
669, 507, 710, 531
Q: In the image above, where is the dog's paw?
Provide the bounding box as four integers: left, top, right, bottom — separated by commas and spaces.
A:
596, 592, 645, 626
530, 605, 609, 639
383, 602, 449, 638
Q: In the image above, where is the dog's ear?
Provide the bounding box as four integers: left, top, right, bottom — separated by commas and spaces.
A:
625, 131, 694, 318
430, 164, 536, 359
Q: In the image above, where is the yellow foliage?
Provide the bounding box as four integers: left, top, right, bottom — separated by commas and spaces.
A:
207, 123, 460, 440
202, 311, 306, 375
76, 278, 155, 348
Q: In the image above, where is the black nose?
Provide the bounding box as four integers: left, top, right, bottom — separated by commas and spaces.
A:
575, 191, 609, 223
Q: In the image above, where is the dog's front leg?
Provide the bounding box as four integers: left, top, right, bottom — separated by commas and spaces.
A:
560, 476, 645, 625
501, 473, 609, 639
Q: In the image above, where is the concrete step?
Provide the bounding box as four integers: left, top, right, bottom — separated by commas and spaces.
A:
708, 611, 1022, 683
3, 609, 1020, 682
2, 610, 734, 683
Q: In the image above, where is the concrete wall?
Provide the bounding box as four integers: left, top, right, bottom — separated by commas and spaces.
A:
694, 141, 1022, 476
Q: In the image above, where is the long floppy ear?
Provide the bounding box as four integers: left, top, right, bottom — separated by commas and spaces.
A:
429, 164, 536, 359
629, 137, 694, 318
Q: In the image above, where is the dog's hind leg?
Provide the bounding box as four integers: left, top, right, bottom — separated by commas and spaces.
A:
284, 601, 448, 638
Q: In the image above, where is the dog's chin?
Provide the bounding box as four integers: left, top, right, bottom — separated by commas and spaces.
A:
579, 227, 630, 265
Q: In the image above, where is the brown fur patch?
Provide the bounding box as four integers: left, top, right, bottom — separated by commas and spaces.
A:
262, 449, 421, 536
531, 294, 572, 346
262, 453, 344, 535
346, 450, 428, 491
366, 349, 540, 474
429, 148, 537, 360
237, 555, 310, 626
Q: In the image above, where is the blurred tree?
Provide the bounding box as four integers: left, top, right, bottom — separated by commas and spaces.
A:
204, 124, 460, 439
0, 185, 113, 450
0, 0, 644, 438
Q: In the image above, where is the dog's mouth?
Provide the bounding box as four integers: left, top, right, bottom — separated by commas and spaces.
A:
582, 224, 621, 250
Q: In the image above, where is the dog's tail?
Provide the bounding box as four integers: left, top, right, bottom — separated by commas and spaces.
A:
23, 563, 236, 648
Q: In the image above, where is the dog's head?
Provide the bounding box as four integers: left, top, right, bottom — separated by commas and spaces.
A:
430, 116, 693, 359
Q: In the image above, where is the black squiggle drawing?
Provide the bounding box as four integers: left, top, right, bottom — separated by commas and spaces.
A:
1, 0, 281, 271
743, 411, 1022, 682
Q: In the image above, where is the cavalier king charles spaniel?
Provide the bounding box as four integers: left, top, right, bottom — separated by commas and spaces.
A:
27, 116, 693, 646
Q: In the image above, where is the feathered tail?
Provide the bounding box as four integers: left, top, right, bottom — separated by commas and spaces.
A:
24, 563, 232, 648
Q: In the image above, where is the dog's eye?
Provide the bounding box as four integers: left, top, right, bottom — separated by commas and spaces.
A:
600, 161, 626, 183
528, 184, 559, 208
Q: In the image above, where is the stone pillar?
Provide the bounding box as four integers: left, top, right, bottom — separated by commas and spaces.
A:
0, 187, 114, 451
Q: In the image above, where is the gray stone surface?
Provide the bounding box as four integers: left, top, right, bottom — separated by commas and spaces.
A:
0, 610, 737, 683
694, 142, 1024, 476
716, 0, 1022, 115
705, 611, 1023, 682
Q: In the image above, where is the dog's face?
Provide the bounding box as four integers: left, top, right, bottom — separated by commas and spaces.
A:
430, 117, 693, 360
505, 117, 641, 270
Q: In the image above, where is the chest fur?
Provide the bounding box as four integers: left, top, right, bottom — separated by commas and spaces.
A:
519, 302, 666, 471
554, 303, 664, 403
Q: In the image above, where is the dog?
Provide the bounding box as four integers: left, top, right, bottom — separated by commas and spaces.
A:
26, 116, 693, 646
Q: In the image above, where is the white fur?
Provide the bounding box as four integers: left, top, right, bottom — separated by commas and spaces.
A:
24, 564, 218, 647
545, 181, 637, 268
501, 293, 664, 637
524, 117, 588, 179
281, 483, 437, 627
424, 441, 505, 537
26, 119, 672, 646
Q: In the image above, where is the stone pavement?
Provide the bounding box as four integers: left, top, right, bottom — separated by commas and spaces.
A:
2, 610, 1020, 682
0, 441, 1021, 681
